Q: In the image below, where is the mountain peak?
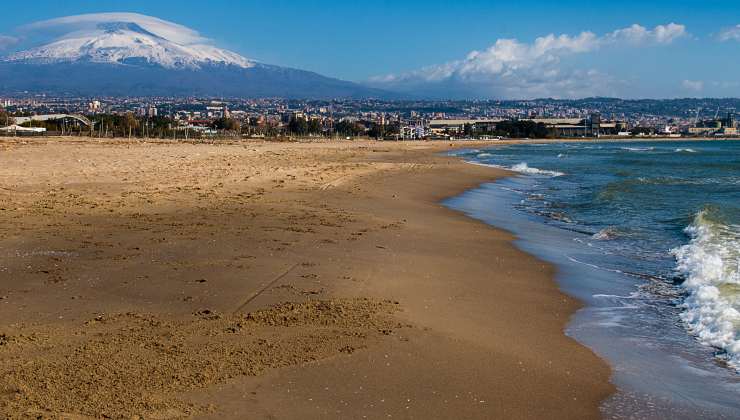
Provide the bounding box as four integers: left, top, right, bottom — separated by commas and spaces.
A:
97, 21, 162, 39
3, 14, 254, 70
0, 12, 391, 98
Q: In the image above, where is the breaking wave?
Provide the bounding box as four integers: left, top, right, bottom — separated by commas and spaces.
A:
671, 209, 740, 369
510, 162, 565, 177
466, 161, 564, 177
592, 226, 621, 240
621, 146, 655, 152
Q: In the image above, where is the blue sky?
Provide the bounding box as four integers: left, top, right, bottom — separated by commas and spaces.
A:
2, 0, 740, 98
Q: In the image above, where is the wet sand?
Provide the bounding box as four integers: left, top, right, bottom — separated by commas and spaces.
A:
0, 137, 614, 419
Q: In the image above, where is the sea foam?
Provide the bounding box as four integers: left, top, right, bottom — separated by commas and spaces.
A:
510, 162, 565, 177
672, 210, 740, 369
466, 161, 564, 177
592, 226, 620, 240
621, 146, 654, 152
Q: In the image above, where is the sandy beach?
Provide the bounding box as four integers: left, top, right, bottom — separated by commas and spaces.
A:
0, 137, 613, 419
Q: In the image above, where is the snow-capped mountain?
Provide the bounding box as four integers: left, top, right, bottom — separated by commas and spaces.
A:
5, 21, 254, 70
0, 13, 389, 98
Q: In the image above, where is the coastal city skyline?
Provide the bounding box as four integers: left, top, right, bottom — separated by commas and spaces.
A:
1, 6, 739, 141
2, 1, 740, 99
3, 96, 740, 140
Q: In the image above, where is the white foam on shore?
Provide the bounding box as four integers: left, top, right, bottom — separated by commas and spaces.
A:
466, 161, 564, 177
671, 210, 740, 369
593, 226, 620, 240
567, 255, 626, 275
510, 162, 565, 177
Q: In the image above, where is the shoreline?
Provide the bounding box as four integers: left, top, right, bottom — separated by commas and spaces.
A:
0, 138, 614, 418
450, 140, 740, 419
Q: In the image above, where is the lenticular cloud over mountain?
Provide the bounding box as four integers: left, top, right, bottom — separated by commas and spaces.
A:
23, 12, 208, 45
0, 12, 388, 98
6, 12, 254, 69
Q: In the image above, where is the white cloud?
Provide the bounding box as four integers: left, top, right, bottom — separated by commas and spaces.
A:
606, 23, 687, 45
718, 25, 740, 42
682, 80, 704, 92
21, 12, 208, 45
371, 23, 687, 99
0, 35, 19, 50
376, 31, 602, 85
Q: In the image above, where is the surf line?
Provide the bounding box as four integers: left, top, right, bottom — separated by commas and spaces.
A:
233, 262, 301, 314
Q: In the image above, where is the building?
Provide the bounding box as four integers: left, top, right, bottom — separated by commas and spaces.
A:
428, 119, 503, 136
686, 112, 737, 136
525, 114, 627, 137
717, 127, 738, 136
400, 125, 425, 140
88, 100, 101, 113
0, 125, 46, 133
524, 118, 587, 137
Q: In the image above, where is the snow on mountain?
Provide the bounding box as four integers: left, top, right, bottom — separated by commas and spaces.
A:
0, 13, 392, 98
4, 15, 254, 69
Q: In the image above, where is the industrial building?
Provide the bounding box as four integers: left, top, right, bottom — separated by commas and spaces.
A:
524, 114, 627, 137
686, 113, 737, 136
428, 119, 503, 136
428, 114, 626, 138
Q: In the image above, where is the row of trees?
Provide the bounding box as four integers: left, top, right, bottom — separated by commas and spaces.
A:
87, 114, 179, 138
83, 114, 398, 139
3, 110, 552, 140
284, 117, 400, 138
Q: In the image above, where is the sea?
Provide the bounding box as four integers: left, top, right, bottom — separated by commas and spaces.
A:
444, 140, 740, 419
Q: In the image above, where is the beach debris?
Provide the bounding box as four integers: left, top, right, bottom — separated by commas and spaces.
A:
194, 309, 221, 320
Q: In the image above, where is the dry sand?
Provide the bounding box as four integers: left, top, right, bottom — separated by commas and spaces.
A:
0, 137, 614, 419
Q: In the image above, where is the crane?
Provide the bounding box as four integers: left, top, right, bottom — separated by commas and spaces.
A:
694, 107, 702, 126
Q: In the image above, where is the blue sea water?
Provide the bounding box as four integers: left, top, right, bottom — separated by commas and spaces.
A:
445, 140, 740, 418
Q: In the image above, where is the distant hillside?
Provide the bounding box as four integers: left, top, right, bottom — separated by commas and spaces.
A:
0, 61, 391, 98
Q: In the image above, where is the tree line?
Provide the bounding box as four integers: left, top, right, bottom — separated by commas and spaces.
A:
2, 109, 550, 140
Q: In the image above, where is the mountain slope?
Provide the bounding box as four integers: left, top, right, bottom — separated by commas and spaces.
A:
0, 61, 387, 98
0, 13, 390, 98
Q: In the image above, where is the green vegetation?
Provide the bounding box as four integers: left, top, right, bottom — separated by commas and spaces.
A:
0, 109, 14, 127
286, 117, 322, 136
630, 126, 655, 136
368, 122, 400, 139
334, 120, 365, 137
211, 117, 241, 131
